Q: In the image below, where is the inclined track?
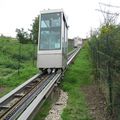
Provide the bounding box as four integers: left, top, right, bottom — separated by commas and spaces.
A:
0, 47, 81, 120
0, 74, 54, 119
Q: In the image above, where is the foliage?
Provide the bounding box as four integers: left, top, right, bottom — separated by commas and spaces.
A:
68, 39, 74, 52
89, 23, 120, 119
90, 24, 120, 63
16, 28, 31, 43
30, 16, 39, 43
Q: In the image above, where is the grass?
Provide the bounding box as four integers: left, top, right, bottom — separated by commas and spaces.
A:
61, 42, 93, 120
0, 65, 38, 87
0, 37, 38, 97
33, 99, 53, 120
68, 40, 74, 52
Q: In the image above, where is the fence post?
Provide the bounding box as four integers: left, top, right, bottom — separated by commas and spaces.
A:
106, 32, 113, 115
18, 41, 21, 75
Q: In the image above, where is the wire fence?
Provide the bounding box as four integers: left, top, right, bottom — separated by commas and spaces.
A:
89, 35, 120, 119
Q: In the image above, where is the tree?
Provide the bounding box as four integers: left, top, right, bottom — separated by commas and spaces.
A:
16, 15, 39, 44
16, 28, 31, 43
30, 16, 39, 43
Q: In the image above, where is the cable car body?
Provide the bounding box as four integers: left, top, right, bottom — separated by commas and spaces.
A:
37, 9, 68, 72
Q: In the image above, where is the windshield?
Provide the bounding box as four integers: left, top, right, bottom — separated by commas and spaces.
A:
39, 12, 61, 50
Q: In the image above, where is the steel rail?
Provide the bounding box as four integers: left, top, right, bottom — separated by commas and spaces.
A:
18, 73, 61, 120
4, 75, 55, 120
67, 47, 81, 65
67, 48, 77, 58
18, 47, 81, 120
0, 74, 40, 104
0, 74, 50, 119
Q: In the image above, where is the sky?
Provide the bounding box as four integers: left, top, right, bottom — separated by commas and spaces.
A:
0, 0, 120, 38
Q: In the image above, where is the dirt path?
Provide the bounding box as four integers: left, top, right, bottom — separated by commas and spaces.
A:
81, 84, 113, 120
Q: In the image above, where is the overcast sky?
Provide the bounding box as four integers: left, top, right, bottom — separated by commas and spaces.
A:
0, 0, 120, 38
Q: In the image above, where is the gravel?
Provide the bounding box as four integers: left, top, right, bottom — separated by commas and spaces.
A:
45, 90, 68, 120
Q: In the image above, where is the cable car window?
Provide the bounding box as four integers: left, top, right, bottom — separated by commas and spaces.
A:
40, 13, 61, 50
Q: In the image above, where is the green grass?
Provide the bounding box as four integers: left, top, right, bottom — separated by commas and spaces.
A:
68, 46, 74, 53
0, 37, 38, 96
33, 99, 53, 120
0, 65, 38, 87
61, 43, 93, 120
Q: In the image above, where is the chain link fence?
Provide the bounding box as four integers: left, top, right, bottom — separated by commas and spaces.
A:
89, 31, 120, 119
